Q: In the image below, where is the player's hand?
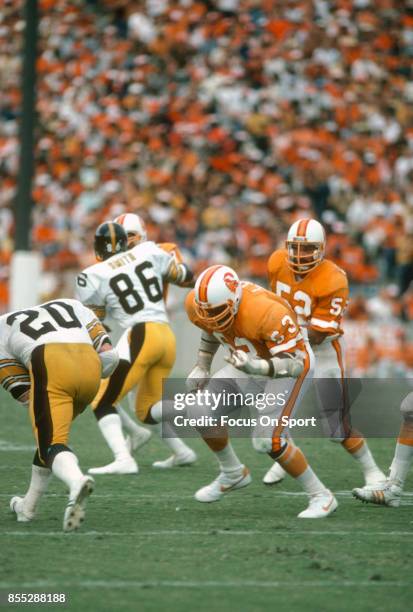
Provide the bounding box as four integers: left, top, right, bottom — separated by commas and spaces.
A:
186, 365, 210, 392
99, 345, 120, 378
225, 350, 267, 376
271, 356, 304, 378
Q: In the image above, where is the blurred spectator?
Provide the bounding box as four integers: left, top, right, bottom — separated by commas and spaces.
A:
1, 0, 413, 374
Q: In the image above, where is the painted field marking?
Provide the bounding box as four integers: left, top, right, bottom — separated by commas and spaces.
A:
0, 579, 409, 589
0, 440, 34, 452
1, 530, 412, 537
0, 490, 412, 501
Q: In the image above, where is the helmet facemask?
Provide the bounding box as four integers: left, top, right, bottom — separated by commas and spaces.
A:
286, 240, 324, 275
194, 301, 236, 333
194, 265, 242, 332
126, 231, 144, 248
113, 214, 147, 248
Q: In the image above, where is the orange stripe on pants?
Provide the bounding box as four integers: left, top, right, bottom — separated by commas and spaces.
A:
271, 347, 311, 454
332, 338, 354, 439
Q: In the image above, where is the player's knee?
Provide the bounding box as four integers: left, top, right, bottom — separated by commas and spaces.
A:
33, 449, 46, 467
400, 393, 413, 420
46, 443, 73, 468
252, 436, 272, 454
138, 403, 155, 424
93, 403, 117, 421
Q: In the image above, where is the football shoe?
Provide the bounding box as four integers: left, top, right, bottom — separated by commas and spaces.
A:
63, 476, 94, 532
352, 482, 401, 508
88, 456, 138, 475
10, 496, 34, 522
298, 490, 338, 518
195, 466, 251, 503
152, 449, 197, 469
262, 462, 287, 485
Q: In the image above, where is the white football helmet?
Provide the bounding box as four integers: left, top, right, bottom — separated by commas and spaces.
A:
194, 265, 242, 332
286, 218, 326, 274
113, 213, 147, 247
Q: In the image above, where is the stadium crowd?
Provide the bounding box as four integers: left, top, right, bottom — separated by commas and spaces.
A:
1, 0, 413, 373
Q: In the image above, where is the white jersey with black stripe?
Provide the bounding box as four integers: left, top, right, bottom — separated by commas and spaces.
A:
0, 298, 100, 368
75, 241, 172, 328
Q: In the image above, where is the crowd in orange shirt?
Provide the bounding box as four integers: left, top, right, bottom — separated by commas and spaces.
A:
1, 0, 413, 359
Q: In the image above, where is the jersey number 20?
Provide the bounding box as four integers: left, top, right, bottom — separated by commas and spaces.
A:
7, 301, 82, 340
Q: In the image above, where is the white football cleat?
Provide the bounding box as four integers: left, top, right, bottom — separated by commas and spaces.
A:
263, 462, 286, 485
63, 476, 94, 533
364, 469, 387, 487
125, 428, 152, 453
195, 466, 251, 503
88, 456, 138, 475
152, 449, 197, 469
298, 490, 338, 518
10, 496, 35, 522
352, 482, 401, 507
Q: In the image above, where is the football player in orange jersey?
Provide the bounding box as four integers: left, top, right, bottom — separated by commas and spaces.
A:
263, 218, 385, 487
185, 264, 337, 518
353, 392, 413, 507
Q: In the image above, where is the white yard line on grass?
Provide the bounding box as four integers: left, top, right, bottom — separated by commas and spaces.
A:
1, 530, 412, 537
0, 440, 34, 452
1, 490, 412, 501
0, 579, 409, 589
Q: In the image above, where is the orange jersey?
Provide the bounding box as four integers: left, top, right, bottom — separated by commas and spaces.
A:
267, 249, 349, 336
185, 281, 305, 359
158, 242, 183, 264
158, 242, 184, 302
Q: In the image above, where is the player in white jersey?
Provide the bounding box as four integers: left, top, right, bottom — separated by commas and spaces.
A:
75, 221, 197, 474
112, 212, 194, 462
2, 299, 119, 532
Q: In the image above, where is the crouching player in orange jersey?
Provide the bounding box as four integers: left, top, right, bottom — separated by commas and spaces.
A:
185, 264, 337, 518
263, 219, 385, 488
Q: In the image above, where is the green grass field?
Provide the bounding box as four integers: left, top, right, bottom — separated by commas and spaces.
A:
0, 393, 412, 612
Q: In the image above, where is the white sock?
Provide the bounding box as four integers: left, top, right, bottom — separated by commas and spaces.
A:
150, 399, 176, 422
118, 405, 148, 437
51, 451, 84, 496
389, 442, 413, 489
98, 413, 131, 461
151, 421, 194, 457
23, 464, 52, 515
150, 400, 163, 422
351, 442, 382, 476
296, 466, 326, 497
149, 402, 193, 457
215, 443, 243, 475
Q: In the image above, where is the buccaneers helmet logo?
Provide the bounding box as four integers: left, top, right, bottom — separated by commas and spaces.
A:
223, 272, 239, 292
